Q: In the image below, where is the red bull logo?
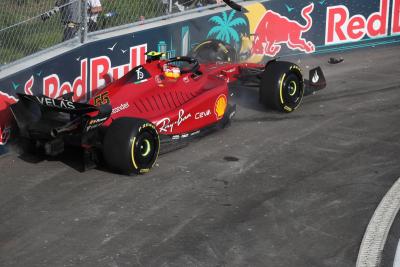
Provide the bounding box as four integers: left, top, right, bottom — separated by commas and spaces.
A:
326, 0, 400, 45
252, 3, 315, 57
43, 44, 147, 102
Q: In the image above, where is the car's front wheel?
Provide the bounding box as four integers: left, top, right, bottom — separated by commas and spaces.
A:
189, 39, 237, 63
259, 61, 304, 113
103, 118, 160, 174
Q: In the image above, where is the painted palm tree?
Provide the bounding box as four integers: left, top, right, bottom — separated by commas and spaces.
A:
207, 10, 247, 44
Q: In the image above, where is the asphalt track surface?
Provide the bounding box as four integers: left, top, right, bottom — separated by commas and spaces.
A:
0, 45, 400, 267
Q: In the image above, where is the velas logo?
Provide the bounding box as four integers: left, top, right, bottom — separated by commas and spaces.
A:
35, 96, 76, 109
325, 0, 400, 44
43, 44, 147, 102
252, 3, 315, 57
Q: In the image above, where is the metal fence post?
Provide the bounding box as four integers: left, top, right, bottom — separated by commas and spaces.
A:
80, 0, 88, 43
169, 0, 173, 14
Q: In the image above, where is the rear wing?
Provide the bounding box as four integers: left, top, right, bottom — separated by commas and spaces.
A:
10, 93, 102, 138
16, 94, 98, 114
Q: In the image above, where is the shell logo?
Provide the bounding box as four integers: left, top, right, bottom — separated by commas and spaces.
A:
214, 94, 227, 119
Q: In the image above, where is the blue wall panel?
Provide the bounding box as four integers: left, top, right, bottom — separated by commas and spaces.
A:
0, 0, 399, 146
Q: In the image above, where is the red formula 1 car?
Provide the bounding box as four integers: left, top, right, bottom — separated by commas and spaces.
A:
10, 46, 326, 174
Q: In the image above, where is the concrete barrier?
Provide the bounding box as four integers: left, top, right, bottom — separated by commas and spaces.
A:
0, 0, 399, 147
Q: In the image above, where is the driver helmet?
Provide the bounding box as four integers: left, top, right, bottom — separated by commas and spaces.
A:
163, 64, 181, 79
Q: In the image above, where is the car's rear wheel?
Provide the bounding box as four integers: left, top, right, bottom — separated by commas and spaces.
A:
189, 39, 237, 63
103, 118, 160, 174
259, 61, 304, 113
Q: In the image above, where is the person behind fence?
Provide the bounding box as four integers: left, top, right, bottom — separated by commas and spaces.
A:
57, 0, 80, 41
87, 0, 102, 32
161, 0, 169, 14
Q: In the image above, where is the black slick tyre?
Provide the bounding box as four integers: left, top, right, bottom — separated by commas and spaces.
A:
103, 118, 160, 175
260, 61, 304, 113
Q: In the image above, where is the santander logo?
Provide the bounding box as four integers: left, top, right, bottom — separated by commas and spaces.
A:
252, 3, 315, 57
325, 0, 400, 45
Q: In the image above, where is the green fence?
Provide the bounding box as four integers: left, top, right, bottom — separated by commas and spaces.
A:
0, 0, 219, 65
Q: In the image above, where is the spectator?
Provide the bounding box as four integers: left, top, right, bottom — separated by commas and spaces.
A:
174, 1, 185, 12
57, 0, 80, 41
161, 0, 169, 14
87, 0, 102, 32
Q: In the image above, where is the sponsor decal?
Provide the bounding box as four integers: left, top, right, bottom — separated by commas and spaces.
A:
94, 91, 110, 106
156, 109, 191, 133
325, 0, 400, 44
138, 123, 157, 133
131, 65, 151, 84
290, 65, 301, 72
171, 132, 196, 140
312, 71, 320, 84
139, 168, 150, 174
136, 67, 144, 80
86, 116, 108, 131
214, 94, 227, 120
195, 109, 211, 120
111, 102, 129, 114
36, 96, 76, 109
251, 3, 315, 57
89, 117, 108, 125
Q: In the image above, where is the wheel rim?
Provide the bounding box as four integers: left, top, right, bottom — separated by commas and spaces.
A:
288, 80, 297, 96
282, 73, 303, 109
140, 139, 151, 157
133, 130, 158, 169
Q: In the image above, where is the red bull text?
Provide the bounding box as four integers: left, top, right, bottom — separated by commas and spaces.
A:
326, 0, 400, 44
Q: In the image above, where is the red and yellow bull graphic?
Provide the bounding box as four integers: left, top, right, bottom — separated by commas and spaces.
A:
250, 3, 315, 57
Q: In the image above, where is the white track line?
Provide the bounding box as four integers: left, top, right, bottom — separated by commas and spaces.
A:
393, 239, 400, 267
357, 177, 400, 267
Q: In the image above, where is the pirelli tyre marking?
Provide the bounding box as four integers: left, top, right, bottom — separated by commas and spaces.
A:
279, 67, 304, 113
